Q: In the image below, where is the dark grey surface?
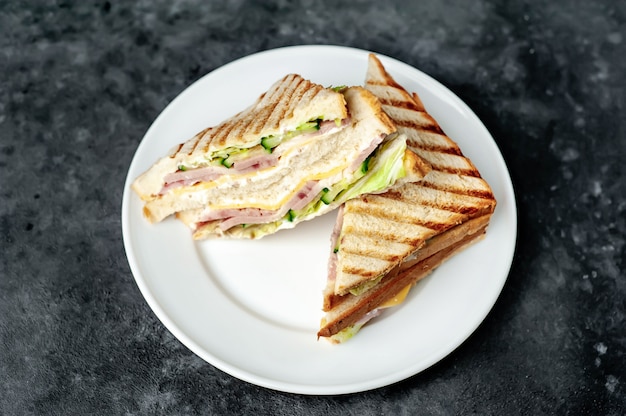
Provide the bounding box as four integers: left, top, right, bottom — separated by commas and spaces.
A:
1, 0, 625, 414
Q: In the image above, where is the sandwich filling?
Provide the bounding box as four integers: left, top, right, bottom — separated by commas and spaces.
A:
187, 132, 411, 239
159, 117, 350, 195
136, 85, 411, 228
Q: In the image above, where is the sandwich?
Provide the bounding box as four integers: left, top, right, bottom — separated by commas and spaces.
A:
132, 74, 430, 239
318, 54, 497, 342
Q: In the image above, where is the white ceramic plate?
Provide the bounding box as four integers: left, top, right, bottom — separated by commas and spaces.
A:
122, 45, 517, 395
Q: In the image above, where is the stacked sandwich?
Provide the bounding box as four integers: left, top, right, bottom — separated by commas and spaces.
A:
132, 55, 496, 343
132, 74, 430, 239
317, 55, 497, 342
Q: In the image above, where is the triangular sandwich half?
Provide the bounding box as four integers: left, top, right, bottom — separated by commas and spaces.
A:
318, 54, 497, 342
132, 73, 430, 239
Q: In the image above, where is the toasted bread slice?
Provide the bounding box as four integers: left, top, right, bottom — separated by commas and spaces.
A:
132, 74, 348, 202
319, 215, 491, 339
319, 54, 496, 339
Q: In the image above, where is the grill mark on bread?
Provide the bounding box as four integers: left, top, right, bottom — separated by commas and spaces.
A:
393, 119, 442, 135
381, 104, 437, 123
417, 123, 448, 135
341, 229, 424, 253
407, 140, 463, 156
300, 86, 320, 107
384, 109, 437, 127
281, 76, 308, 121
401, 129, 462, 156
169, 142, 185, 158
262, 74, 290, 104
465, 188, 495, 199
357, 186, 494, 224
203, 74, 315, 151
245, 105, 268, 138
179, 127, 211, 156
266, 75, 301, 129
188, 132, 204, 155
366, 78, 405, 91
194, 125, 212, 154
430, 165, 481, 177
418, 180, 495, 200
413, 157, 434, 178
377, 97, 422, 112
340, 265, 384, 279
386, 186, 492, 213
392, 125, 480, 175
227, 112, 256, 146
257, 75, 315, 138
212, 119, 239, 149
347, 201, 454, 232
410, 150, 480, 177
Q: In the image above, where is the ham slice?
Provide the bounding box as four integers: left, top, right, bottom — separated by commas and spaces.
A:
231, 152, 278, 171
289, 181, 327, 210
327, 205, 344, 285
159, 118, 353, 195
193, 180, 322, 231
160, 153, 279, 194
163, 166, 227, 183
317, 119, 349, 135
349, 133, 386, 172
218, 209, 286, 231
160, 166, 228, 194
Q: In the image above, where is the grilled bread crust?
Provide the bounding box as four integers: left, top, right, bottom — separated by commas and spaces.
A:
328, 54, 496, 297
132, 74, 348, 200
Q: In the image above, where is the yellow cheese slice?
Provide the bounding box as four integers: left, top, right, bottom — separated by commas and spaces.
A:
378, 284, 412, 309
171, 162, 348, 211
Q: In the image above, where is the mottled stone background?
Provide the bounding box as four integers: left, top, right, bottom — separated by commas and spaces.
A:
1, 0, 624, 414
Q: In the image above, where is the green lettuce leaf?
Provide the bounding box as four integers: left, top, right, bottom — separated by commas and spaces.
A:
328, 323, 365, 343
335, 135, 407, 202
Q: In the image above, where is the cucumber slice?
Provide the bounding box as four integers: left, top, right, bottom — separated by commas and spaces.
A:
261, 135, 282, 153
361, 155, 372, 174
220, 157, 234, 168
321, 183, 345, 205
295, 120, 321, 132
